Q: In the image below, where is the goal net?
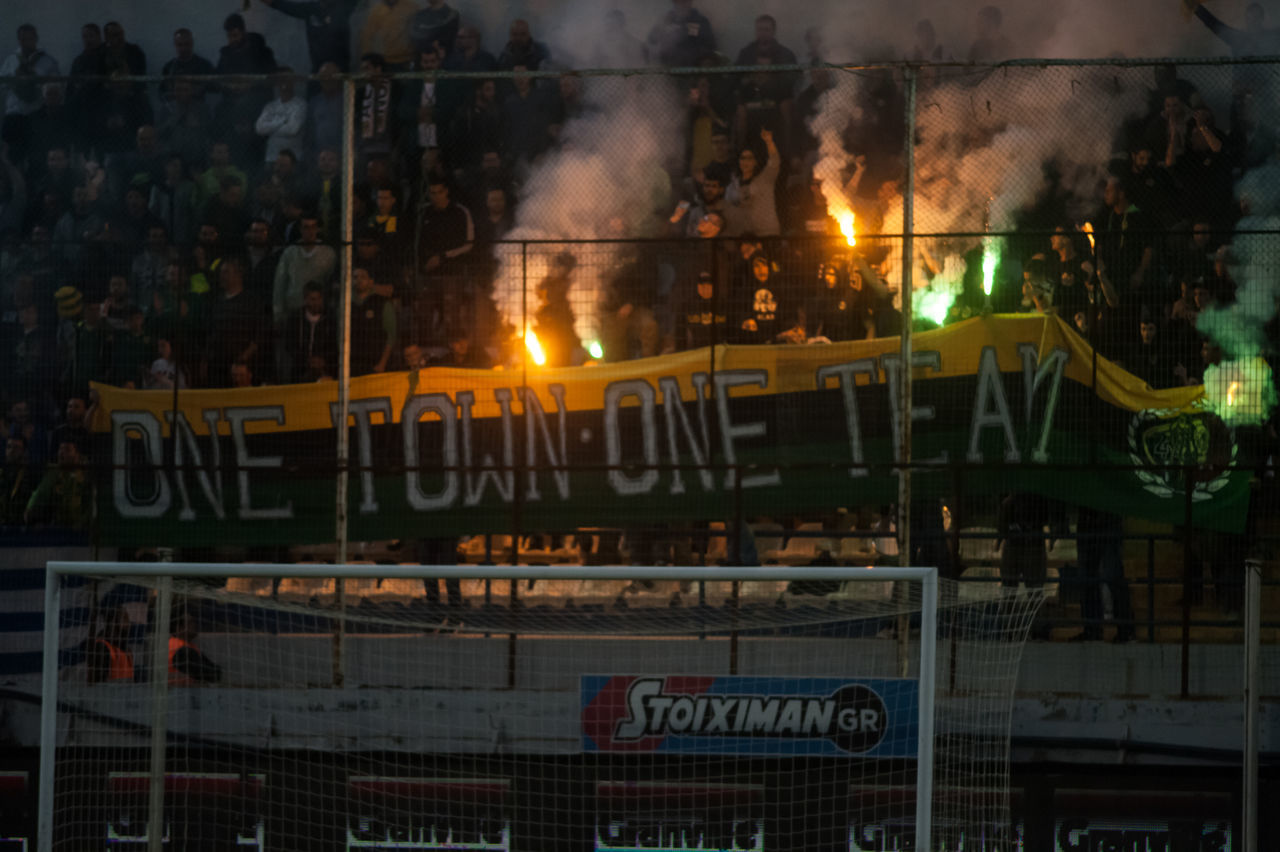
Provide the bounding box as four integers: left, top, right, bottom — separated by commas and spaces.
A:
39, 563, 1041, 852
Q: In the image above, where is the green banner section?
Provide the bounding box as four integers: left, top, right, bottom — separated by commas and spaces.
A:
93, 315, 1251, 547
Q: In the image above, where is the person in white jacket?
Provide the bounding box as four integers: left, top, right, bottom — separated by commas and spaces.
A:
254, 70, 308, 164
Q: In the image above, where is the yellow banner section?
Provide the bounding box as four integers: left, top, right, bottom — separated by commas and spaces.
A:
91, 315, 1204, 436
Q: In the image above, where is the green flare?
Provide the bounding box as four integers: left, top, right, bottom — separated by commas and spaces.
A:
981, 241, 998, 297
1203, 358, 1278, 428
917, 286, 954, 326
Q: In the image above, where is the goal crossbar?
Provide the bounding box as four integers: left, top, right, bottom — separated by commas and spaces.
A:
40, 562, 939, 852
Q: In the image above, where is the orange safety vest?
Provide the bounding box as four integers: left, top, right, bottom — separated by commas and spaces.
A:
95, 638, 134, 682
168, 636, 197, 686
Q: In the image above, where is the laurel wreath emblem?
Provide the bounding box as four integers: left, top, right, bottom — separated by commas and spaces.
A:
1127, 407, 1237, 501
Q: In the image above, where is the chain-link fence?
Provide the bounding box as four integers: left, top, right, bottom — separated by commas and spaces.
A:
0, 59, 1277, 676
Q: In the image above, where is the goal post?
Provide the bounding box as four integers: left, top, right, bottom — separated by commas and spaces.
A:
40, 561, 1039, 852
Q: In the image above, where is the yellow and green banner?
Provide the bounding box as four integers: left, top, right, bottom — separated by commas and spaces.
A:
92, 315, 1250, 547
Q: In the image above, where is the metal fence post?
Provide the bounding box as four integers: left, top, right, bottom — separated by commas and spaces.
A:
332, 76, 356, 688
897, 66, 918, 679
1244, 557, 1262, 852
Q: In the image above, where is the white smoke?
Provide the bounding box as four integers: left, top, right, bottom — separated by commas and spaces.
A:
493, 77, 683, 344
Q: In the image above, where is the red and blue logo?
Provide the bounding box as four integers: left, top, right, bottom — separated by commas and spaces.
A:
582, 675, 918, 757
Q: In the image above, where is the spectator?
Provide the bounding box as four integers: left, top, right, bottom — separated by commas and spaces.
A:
590, 10, 648, 69
417, 178, 474, 275
195, 140, 249, 217
50, 396, 90, 456
369, 185, 407, 264
1096, 176, 1153, 297
410, 0, 461, 58
208, 253, 267, 386
736, 14, 798, 67
447, 80, 503, 170
356, 53, 398, 161
68, 300, 110, 398
351, 265, 396, 374
679, 271, 728, 350
67, 24, 105, 153
109, 125, 167, 204
474, 186, 513, 244
149, 155, 196, 246
6, 301, 50, 401
24, 438, 90, 531
1071, 507, 1135, 643
1192, 1, 1280, 60
732, 251, 785, 344
807, 261, 872, 342
97, 72, 154, 159
282, 281, 337, 382
168, 608, 222, 685
1048, 226, 1093, 323
216, 14, 278, 167
1126, 316, 1182, 389
734, 60, 792, 158
32, 145, 78, 211
298, 149, 339, 240
399, 48, 443, 162
402, 341, 429, 370
102, 274, 137, 332
157, 79, 215, 172
148, 336, 187, 390
259, 0, 358, 71
229, 360, 257, 387
995, 492, 1055, 594
0, 434, 33, 526
130, 224, 171, 314
648, 0, 716, 67
497, 19, 550, 73
532, 253, 585, 367
246, 219, 281, 305
438, 27, 496, 134
54, 185, 103, 268
500, 66, 550, 166
274, 213, 337, 326
308, 63, 345, 155
0, 24, 60, 166
359, 0, 420, 71
161, 28, 217, 103
203, 176, 250, 250
725, 128, 781, 236
255, 71, 308, 164
111, 306, 153, 388
86, 605, 135, 683
968, 5, 1014, 63
101, 21, 146, 78
601, 242, 660, 361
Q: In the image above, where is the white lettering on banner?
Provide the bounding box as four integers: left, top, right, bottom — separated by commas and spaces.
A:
402, 393, 459, 511
330, 397, 393, 515
817, 359, 877, 478
658, 373, 714, 495
459, 390, 515, 506
108, 335, 1089, 522
520, 384, 570, 502
882, 350, 948, 465
603, 379, 660, 496
967, 347, 1021, 462
613, 677, 872, 744
1019, 344, 1070, 464
714, 371, 780, 490
225, 407, 294, 520
111, 411, 171, 518
166, 410, 225, 521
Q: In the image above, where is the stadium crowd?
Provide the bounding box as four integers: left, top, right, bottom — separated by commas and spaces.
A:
0, 0, 1276, 612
